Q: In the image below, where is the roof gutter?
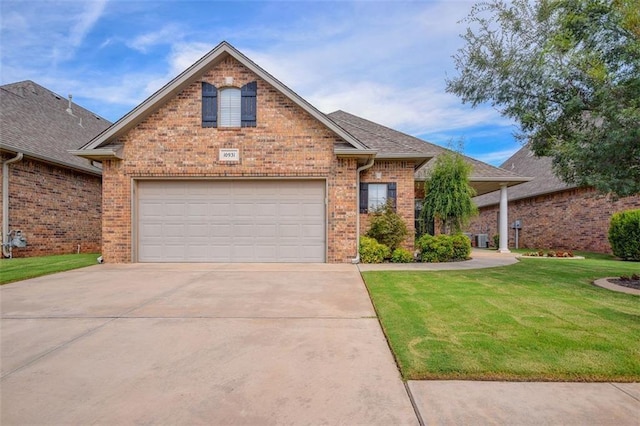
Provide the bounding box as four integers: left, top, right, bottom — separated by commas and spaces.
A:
351, 155, 375, 264
3, 152, 23, 258
69, 145, 124, 161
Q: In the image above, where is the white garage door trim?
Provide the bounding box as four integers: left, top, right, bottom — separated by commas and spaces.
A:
134, 178, 327, 263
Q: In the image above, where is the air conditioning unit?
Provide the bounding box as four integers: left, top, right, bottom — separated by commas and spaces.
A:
476, 234, 489, 248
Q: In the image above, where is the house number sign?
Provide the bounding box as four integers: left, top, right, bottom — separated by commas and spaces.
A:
219, 148, 239, 162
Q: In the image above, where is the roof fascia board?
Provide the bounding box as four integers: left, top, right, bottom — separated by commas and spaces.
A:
69, 146, 123, 161
415, 175, 533, 183
334, 148, 378, 156
82, 42, 367, 152
1, 147, 102, 176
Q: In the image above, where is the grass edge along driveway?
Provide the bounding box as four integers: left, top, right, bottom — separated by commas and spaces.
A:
0, 253, 99, 285
362, 257, 640, 382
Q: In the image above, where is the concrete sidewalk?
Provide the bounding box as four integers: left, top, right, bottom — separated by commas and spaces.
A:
408, 381, 639, 425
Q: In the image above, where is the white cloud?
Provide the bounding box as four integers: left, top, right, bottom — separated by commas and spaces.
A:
68, 0, 108, 48
127, 24, 183, 53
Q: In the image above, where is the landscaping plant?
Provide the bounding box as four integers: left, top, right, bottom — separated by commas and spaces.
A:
416, 233, 471, 263
359, 236, 390, 264
608, 208, 640, 261
390, 247, 414, 263
366, 200, 408, 251
420, 151, 478, 234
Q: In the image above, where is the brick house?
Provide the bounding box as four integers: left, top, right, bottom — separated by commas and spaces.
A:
1, 81, 111, 257
468, 145, 640, 253
74, 41, 527, 263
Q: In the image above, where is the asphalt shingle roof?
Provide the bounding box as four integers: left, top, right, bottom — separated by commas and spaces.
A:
1, 81, 111, 174
328, 110, 526, 184
473, 145, 573, 207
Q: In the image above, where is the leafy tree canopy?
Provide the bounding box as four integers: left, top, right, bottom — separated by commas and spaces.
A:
421, 152, 478, 234
447, 0, 640, 197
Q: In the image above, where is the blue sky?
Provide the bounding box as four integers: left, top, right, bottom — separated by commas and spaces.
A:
0, 0, 522, 165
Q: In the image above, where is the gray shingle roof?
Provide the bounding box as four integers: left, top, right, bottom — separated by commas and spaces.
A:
473, 145, 573, 207
328, 110, 440, 156
1, 81, 111, 174
328, 110, 529, 195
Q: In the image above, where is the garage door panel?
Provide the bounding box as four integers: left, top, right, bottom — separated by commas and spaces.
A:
303, 224, 324, 238
137, 180, 325, 262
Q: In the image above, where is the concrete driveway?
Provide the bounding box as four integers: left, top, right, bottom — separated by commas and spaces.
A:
1, 264, 417, 425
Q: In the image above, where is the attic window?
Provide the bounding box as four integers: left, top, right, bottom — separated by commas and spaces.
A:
219, 87, 241, 127
201, 81, 257, 128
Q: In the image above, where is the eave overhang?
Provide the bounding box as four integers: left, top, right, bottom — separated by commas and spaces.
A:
69, 145, 123, 161
1, 146, 102, 176
78, 41, 367, 154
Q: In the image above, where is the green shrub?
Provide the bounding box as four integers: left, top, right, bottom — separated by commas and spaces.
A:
492, 234, 500, 248
609, 209, 640, 261
359, 236, 391, 263
366, 201, 408, 251
391, 247, 414, 263
417, 233, 470, 262
451, 233, 472, 260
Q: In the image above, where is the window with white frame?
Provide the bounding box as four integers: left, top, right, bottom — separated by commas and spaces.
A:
219, 87, 241, 127
367, 184, 388, 211
201, 81, 257, 128
359, 182, 397, 213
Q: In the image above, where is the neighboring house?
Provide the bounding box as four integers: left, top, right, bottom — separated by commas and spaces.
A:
1, 81, 111, 258
74, 41, 527, 263
468, 145, 640, 253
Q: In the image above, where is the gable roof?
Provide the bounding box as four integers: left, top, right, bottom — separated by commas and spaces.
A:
329, 110, 530, 196
474, 145, 574, 207
1, 81, 111, 175
75, 41, 372, 158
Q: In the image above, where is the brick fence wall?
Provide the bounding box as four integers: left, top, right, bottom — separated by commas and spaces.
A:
467, 187, 640, 253
1, 154, 102, 257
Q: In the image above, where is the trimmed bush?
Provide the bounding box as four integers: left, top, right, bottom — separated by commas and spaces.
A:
451, 233, 472, 260
417, 233, 471, 263
366, 201, 408, 251
359, 236, 391, 264
391, 247, 414, 263
609, 209, 640, 261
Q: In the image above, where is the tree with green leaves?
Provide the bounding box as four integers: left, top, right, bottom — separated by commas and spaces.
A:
421, 152, 478, 234
447, 0, 640, 197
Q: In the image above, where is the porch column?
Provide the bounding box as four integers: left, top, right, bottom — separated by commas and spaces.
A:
498, 184, 511, 253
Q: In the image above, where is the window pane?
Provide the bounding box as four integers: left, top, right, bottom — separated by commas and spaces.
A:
220, 88, 241, 127
368, 184, 387, 211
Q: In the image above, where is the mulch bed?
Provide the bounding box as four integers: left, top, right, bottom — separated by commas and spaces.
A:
608, 278, 640, 291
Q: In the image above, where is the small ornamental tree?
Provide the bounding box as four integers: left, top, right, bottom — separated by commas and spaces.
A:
608, 209, 640, 261
420, 152, 478, 234
366, 200, 408, 251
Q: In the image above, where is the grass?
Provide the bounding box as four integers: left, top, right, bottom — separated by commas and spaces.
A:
0, 253, 100, 285
362, 254, 640, 382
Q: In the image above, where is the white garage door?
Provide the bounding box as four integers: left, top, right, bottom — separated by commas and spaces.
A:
137, 180, 326, 262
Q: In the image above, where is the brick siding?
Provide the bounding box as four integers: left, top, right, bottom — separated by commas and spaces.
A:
360, 161, 416, 251
467, 187, 640, 253
101, 56, 371, 263
0, 154, 101, 257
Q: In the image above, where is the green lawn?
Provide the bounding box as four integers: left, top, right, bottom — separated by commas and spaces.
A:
362, 256, 640, 382
0, 253, 100, 285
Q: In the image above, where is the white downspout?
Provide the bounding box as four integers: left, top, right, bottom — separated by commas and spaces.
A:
2, 152, 24, 258
351, 156, 375, 264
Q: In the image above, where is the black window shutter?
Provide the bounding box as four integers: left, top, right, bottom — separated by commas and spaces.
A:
202, 82, 217, 127
387, 183, 397, 209
241, 81, 257, 127
359, 183, 368, 213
